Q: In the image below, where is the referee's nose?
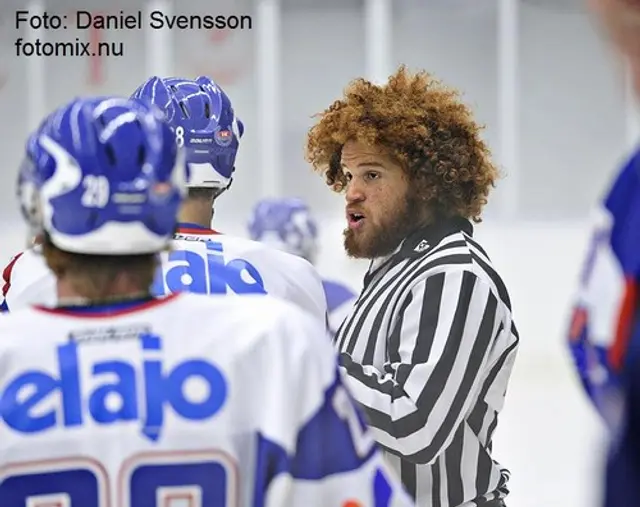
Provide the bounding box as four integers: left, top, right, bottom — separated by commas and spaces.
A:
345, 179, 365, 203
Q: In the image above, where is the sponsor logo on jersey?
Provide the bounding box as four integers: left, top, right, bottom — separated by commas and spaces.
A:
0, 334, 228, 442
153, 239, 267, 296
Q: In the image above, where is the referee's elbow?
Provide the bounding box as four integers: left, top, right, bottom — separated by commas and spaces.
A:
381, 440, 441, 465
364, 408, 449, 464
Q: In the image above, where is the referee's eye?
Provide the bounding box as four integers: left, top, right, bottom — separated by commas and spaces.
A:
365, 171, 379, 181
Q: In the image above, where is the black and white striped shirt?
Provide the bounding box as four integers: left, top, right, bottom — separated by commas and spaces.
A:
335, 217, 519, 507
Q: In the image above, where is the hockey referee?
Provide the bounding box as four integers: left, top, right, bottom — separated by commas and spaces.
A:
305, 66, 520, 507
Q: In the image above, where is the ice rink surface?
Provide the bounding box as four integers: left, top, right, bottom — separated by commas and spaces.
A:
0, 217, 611, 507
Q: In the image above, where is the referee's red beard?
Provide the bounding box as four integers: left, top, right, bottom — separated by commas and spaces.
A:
343, 189, 422, 259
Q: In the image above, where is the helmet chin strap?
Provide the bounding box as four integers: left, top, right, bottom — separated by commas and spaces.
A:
210, 171, 235, 206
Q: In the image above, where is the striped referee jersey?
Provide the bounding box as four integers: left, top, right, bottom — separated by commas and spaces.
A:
335, 216, 519, 507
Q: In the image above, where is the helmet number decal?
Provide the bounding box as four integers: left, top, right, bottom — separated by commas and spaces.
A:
81, 175, 110, 208
175, 126, 185, 148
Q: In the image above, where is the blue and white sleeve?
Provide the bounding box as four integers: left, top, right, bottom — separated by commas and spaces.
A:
253, 308, 414, 507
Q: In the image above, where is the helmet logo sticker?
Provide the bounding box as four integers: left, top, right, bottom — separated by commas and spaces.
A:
214, 128, 233, 147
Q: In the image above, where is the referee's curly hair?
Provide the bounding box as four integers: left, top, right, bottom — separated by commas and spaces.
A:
305, 65, 500, 223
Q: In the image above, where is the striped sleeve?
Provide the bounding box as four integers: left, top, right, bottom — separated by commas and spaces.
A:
339, 268, 500, 465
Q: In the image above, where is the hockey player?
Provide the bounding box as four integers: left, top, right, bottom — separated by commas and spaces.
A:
566, 139, 640, 507
131, 76, 327, 323
0, 75, 328, 326
247, 196, 358, 336
0, 95, 414, 507
565, 180, 629, 430
570, 1, 640, 504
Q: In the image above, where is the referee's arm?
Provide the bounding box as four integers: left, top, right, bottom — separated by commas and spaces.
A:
339, 269, 500, 465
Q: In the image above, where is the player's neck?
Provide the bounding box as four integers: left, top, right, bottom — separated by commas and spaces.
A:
178, 199, 214, 229
56, 277, 150, 307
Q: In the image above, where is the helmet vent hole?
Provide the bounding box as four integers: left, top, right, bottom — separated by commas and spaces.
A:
137, 145, 145, 166
204, 103, 210, 118
178, 101, 189, 119
105, 143, 116, 166
88, 210, 99, 228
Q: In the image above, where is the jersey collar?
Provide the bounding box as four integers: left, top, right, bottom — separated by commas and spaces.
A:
35, 293, 181, 317
398, 216, 473, 258
175, 222, 221, 235
364, 216, 473, 284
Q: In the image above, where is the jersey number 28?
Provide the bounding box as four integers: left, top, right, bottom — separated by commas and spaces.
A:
0, 450, 236, 506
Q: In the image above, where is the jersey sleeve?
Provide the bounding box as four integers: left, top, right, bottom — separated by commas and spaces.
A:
0, 249, 57, 312
566, 207, 625, 426
566, 151, 640, 428
323, 280, 358, 336
254, 305, 413, 507
339, 271, 502, 465
0, 252, 25, 312
283, 255, 329, 326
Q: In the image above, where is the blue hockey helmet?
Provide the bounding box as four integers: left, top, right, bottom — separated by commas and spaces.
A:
247, 197, 318, 262
17, 96, 187, 255
131, 75, 243, 192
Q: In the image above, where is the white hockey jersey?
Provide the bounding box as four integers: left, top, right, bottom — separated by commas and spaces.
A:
0, 247, 56, 312
0, 224, 328, 325
0, 292, 412, 507
152, 223, 327, 323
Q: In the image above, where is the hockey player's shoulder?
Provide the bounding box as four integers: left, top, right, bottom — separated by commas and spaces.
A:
0, 303, 49, 346
230, 235, 311, 262
178, 292, 328, 347
269, 245, 315, 270
224, 235, 319, 276
1, 249, 29, 286
178, 291, 319, 326
255, 240, 319, 279
2, 246, 50, 283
